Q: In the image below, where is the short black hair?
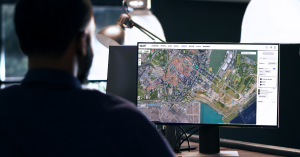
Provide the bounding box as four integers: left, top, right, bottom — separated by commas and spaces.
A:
14, 0, 93, 56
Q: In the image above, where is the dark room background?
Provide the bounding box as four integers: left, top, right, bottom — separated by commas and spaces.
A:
151, 0, 300, 150
0, 0, 299, 150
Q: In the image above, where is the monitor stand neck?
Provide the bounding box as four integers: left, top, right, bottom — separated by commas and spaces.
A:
199, 126, 220, 154
176, 126, 239, 156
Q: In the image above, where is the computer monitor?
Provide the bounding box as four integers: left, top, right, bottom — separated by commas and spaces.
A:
1, 80, 106, 92
0, 82, 20, 89
137, 42, 279, 154
82, 81, 107, 93
106, 45, 137, 103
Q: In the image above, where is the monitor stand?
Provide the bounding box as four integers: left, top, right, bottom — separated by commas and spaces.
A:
176, 126, 239, 157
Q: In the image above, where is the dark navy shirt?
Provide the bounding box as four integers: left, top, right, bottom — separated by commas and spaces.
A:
0, 68, 175, 157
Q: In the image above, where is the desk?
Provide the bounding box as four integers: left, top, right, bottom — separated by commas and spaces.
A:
176, 142, 284, 157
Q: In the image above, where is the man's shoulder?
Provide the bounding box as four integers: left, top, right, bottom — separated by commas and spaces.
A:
80, 89, 136, 109
0, 85, 150, 125
76, 90, 149, 124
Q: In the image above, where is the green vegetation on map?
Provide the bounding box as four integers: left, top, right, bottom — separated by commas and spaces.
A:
213, 78, 219, 85
147, 53, 153, 60
222, 85, 227, 90
183, 50, 188, 54
234, 75, 254, 93
212, 100, 226, 112
138, 89, 146, 98
150, 63, 155, 69
250, 63, 257, 74
235, 54, 240, 66
152, 50, 168, 66
223, 112, 239, 123
218, 82, 223, 88
222, 70, 231, 82
225, 87, 235, 97
209, 50, 227, 75
236, 76, 241, 83
223, 118, 229, 123
211, 84, 216, 90
251, 89, 257, 95
199, 91, 206, 95
238, 63, 249, 77
219, 91, 225, 98
243, 76, 253, 92
150, 91, 158, 100
215, 87, 220, 93
218, 101, 225, 108
247, 83, 252, 89
232, 51, 257, 93
236, 78, 245, 93
251, 77, 256, 84
224, 94, 232, 104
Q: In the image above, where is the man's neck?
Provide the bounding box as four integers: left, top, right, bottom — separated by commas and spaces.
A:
28, 53, 74, 75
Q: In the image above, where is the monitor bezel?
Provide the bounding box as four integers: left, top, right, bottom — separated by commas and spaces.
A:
136, 42, 280, 129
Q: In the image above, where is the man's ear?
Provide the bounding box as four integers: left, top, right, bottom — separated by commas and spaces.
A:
76, 32, 88, 57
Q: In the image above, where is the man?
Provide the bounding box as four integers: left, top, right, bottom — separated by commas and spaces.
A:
0, 0, 175, 156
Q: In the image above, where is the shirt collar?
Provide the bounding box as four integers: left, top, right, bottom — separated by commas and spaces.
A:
22, 68, 82, 89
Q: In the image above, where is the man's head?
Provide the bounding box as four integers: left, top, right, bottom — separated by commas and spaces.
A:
14, 0, 95, 83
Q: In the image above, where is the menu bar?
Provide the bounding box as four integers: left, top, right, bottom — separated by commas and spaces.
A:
138, 44, 278, 51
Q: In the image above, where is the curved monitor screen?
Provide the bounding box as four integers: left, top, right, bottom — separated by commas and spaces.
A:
137, 43, 279, 127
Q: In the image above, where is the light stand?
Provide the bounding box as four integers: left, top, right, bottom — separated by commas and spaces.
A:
96, 0, 165, 48
129, 20, 165, 42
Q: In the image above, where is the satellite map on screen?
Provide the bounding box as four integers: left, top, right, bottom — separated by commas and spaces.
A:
137, 48, 257, 124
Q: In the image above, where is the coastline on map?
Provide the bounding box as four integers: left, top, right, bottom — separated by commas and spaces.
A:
200, 102, 224, 124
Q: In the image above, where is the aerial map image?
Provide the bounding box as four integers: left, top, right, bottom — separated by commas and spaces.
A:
137, 48, 257, 124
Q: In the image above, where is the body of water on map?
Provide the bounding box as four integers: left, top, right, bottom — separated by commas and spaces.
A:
148, 104, 159, 106
230, 101, 256, 124
209, 50, 227, 75
200, 103, 223, 124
